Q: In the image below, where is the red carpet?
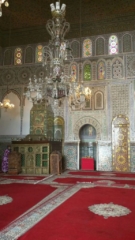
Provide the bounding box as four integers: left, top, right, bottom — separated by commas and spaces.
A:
0, 175, 46, 180
0, 183, 56, 230
19, 187, 135, 240
54, 177, 135, 185
69, 171, 135, 178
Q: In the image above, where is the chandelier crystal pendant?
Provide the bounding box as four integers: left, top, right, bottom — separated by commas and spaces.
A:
0, 0, 9, 17
24, 1, 91, 109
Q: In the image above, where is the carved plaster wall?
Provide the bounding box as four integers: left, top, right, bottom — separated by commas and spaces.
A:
130, 144, 135, 172
97, 143, 112, 171
73, 116, 101, 141
0, 30, 135, 171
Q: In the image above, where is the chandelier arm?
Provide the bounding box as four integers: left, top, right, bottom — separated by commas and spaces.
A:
61, 21, 70, 39
46, 19, 55, 39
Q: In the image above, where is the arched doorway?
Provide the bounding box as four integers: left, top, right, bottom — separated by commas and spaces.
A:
73, 116, 101, 170
79, 124, 96, 169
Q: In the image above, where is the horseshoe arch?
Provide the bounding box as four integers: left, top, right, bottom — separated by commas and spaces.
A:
73, 116, 101, 140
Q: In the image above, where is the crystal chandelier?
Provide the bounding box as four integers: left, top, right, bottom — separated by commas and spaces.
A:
0, 0, 9, 17
24, 1, 91, 109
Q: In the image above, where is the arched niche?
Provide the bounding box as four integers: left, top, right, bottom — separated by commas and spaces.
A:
79, 124, 96, 159
97, 59, 106, 80
82, 60, 92, 81
54, 116, 64, 140
82, 38, 92, 58
96, 37, 105, 56
94, 91, 104, 110
4, 49, 13, 65
123, 33, 132, 53
25, 46, 34, 64
71, 40, 80, 58
1, 89, 21, 105
0, 92, 20, 135
79, 124, 96, 141
73, 116, 101, 141
108, 35, 119, 55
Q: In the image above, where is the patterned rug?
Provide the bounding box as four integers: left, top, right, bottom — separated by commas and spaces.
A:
0, 175, 47, 180
0, 183, 56, 230
68, 171, 135, 178
18, 186, 135, 240
1, 172, 135, 239
53, 177, 135, 186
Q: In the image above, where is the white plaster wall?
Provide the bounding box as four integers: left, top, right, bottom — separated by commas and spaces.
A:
22, 98, 32, 135
0, 93, 20, 135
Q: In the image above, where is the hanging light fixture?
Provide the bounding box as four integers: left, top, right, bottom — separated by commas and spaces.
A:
0, 98, 14, 111
24, 1, 91, 109
0, 0, 9, 17
0, 86, 15, 111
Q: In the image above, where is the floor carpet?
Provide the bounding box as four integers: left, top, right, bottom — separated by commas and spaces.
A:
0, 175, 46, 180
18, 186, 135, 240
68, 171, 135, 178
0, 183, 56, 230
53, 177, 135, 185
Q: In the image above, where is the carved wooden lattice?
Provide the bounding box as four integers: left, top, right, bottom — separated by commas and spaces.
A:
8, 151, 21, 174
12, 143, 50, 174
50, 151, 62, 174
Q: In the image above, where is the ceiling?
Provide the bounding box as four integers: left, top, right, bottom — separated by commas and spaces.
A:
1, 0, 135, 47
